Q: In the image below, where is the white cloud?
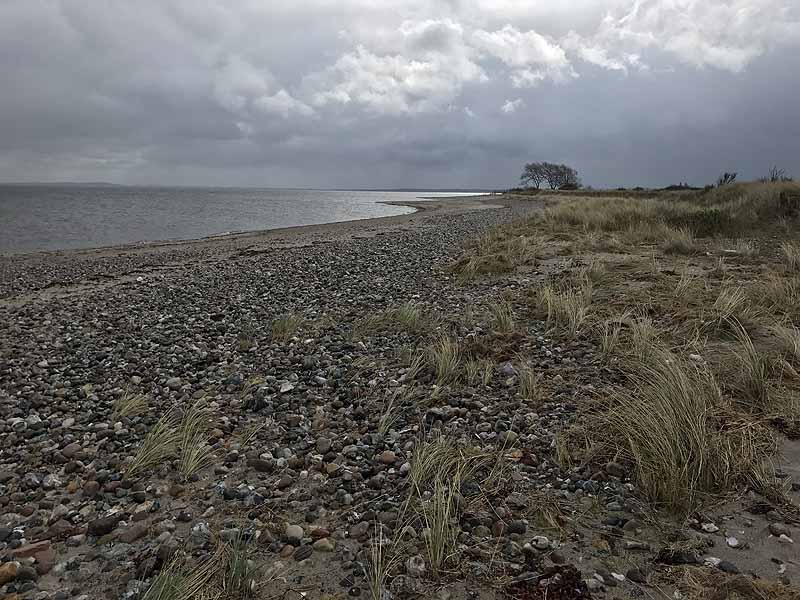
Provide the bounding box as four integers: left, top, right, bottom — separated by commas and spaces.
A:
501, 98, 524, 113
473, 25, 575, 85
254, 90, 313, 118
207, 3, 799, 117
309, 19, 487, 114
473, 26, 568, 70
569, 0, 800, 73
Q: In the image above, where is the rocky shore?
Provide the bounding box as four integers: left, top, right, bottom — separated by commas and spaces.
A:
1, 196, 797, 600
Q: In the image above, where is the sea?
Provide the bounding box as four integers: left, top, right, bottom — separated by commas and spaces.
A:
0, 185, 486, 254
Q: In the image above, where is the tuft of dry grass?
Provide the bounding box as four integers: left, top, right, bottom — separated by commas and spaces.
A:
271, 313, 303, 342
142, 538, 255, 600
781, 241, 800, 271
517, 364, 541, 401
235, 421, 265, 450
421, 478, 459, 576
707, 286, 752, 330
237, 318, 257, 352
113, 388, 148, 421
661, 226, 698, 255
625, 313, 660, 360
355, 302, 430, 337
377, 387, 411, 434
126, 411, 181, 479
597, 317, 624, 363
450, 231, 539, 278
729, 322, 772, 411
178, 401, 216, 479
588, 349, 773, 512
402, 351, 426, 382
537, 283, 591, 338
404, 436, 508, 575
142, 544, 226, 600
366, 524, 404, 600
680, 567, 800, 600
770, 324, 800, 364
731, 238, 759, 256
464, 358, 494, 387
221, 531, 257, 599
427, 337, 461, 385
674, 265, 698, 300
488, 300, 515, 333
760, 274, 800, 317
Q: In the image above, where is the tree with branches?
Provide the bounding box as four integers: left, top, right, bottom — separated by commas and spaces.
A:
520, 162, 581, 190
520, 162, 546, 188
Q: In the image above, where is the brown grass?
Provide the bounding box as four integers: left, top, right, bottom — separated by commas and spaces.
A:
584, 349, 773, 512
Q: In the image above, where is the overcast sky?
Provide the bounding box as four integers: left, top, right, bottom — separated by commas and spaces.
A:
1, 1, 798, 189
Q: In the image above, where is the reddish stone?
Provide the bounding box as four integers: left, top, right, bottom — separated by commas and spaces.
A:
11, 540, 50, 559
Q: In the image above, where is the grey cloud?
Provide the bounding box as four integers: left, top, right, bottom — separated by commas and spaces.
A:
0, 1, 798, 188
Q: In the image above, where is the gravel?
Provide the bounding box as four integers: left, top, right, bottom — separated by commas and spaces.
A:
1, 200, 797, 598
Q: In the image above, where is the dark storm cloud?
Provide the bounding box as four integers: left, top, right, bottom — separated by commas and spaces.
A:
0, 1, 798, 188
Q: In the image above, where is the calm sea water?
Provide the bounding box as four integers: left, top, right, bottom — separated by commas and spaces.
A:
0, 186, 483, 253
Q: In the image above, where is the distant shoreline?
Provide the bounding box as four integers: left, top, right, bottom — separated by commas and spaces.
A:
0, 194, 503, 261
0, 188, 492, 257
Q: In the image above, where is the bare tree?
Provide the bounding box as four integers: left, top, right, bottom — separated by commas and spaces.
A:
520, 162, 546, 188
766, 166, 793, 182
716, 172, 737, 187
541, 162, 561, 189
520, 161, 581, 190
552, 164, 581, 189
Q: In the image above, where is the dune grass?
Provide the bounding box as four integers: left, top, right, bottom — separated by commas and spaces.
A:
584, 348, 774, 512
403, 436, 509, 575
354, 302, 431, 337
126, 411, 181, 479
536, 283, 591, 338
464, 358, 494, 387
488, 300, 515, 333
781, 241, 800, 271
427, 337, 461, 385
271, 313, 304, 342
112, 388, 148, 421
221, 531, 257, 599
517, 364, 541, 401
178, 401, 216, 479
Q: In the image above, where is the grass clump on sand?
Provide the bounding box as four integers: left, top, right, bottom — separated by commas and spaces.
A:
464, 358, 494, 387
680, 567, 800, 600
579, 348, 775, 513
781, 240, 800, 271
661, 226, 698, 255
126, 411, 181, 479
427, 337, 461, 385
450, 229, 539, 278
403, 436, 509, 576
488, 300, 515, 333
517, 364, 541, 401
112, 388, 148, 421
271, 313, 304, 342
142, 546, 224, 600
221, 531, 258, 599
535, 283, 591, 338
353, 302, 431, 337
178, 401, 216, 479
142, 534, 257, 600
126, 401, 217, 481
